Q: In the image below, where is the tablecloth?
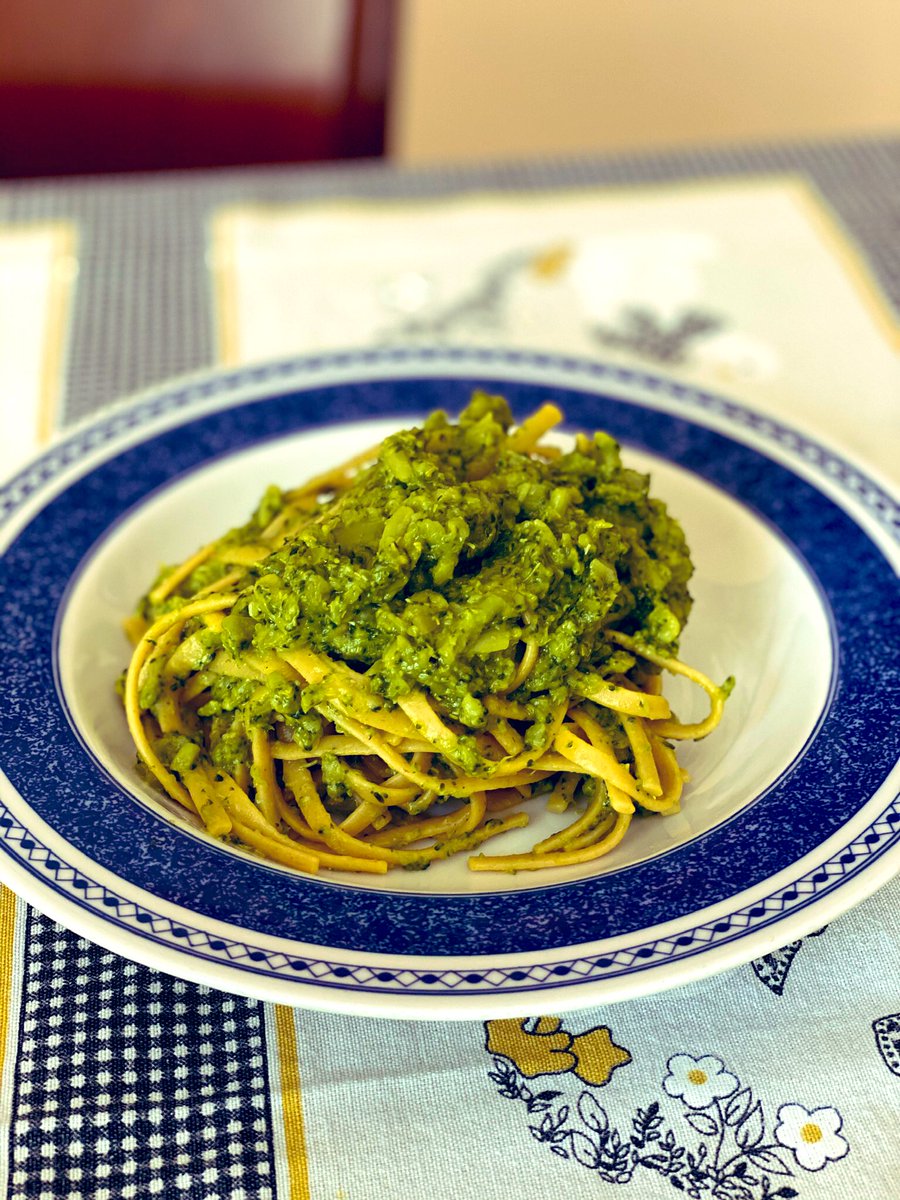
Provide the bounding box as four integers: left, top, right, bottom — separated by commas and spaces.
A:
0, 136, 898, 1200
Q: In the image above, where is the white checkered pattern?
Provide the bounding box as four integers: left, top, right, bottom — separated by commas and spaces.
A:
9, 910, 274, 1200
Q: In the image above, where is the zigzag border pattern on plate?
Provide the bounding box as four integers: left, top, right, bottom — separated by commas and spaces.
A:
0, 793, 897, 994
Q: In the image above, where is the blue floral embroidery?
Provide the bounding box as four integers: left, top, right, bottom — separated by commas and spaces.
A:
381, 249, 535, 339
488, 1044, 849, 1197
592, 306, 724, 365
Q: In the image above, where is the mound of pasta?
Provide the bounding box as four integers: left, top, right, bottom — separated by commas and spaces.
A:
122, 392, 732, 875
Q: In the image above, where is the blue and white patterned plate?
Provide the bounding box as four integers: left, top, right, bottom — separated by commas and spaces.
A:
1, 349, 898, 1018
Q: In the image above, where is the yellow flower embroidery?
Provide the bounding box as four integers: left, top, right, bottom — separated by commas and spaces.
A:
569, 1026, 632, 1086
485, 1016, 631, 1087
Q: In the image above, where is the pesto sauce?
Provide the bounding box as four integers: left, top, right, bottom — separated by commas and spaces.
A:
213, 392, 694, 730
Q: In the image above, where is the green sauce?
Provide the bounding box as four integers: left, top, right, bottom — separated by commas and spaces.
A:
169, 391, 694, 734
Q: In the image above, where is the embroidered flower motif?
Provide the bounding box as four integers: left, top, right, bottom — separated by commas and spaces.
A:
662, 1053, 738, 1108
774, 1103, 849, 1171
489, 1043, 852, 1193
485, 1017, 631, 1086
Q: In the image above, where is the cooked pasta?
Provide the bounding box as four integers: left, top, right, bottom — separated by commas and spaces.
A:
122, 392, 732, 874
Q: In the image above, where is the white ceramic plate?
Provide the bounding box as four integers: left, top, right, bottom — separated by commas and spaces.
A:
0, 348, 897, 1018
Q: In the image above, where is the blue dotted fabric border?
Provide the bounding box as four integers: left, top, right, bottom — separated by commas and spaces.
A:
8, 909, 276, 1198
0, 350, 898, 981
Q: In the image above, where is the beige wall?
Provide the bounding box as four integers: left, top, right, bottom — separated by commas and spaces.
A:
390, 0, 900, 164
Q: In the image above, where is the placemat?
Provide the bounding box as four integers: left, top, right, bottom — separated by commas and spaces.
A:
0, 222, 77, 479
209, 174, 898, 476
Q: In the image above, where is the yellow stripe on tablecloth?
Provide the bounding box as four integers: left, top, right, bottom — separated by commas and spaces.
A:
272, 1004, 312, 1200
0, 884, 26, 1200
0, 885, 17, 1070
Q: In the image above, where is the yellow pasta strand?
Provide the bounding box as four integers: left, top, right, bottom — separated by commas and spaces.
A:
533, 789, 610, 854
563, 811, 618, 852
507, 639, 539, 692
182, 766, 233, 837
643, 735, 685, 813
229, 821, 321, 873
250, 727, 281, 826
486, 716, 524, 756
281, 648, 417, 738
621, 716, 663, 797
320, 702, 550, 798
286, 842, 389, 874
148, 542, 216, 606
293, 771, 526, 866
396, 691, 458, 754
124, 594, 238, 811
484, 695, 530, 720
366, 804, 474, 847
608, 631, 730, 741
507, 403, 563, 452
271, 736, 370, 760
469, 811, 632, 873
552, 725, 641, 800
577, 677, 671, 720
